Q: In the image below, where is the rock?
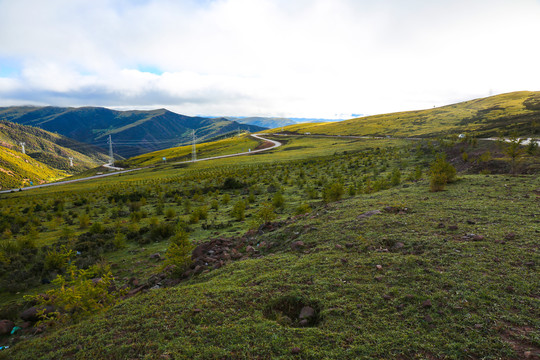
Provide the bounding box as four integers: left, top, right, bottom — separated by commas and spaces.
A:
424, 314, 433, 323
357, 210, 381, 219
290, 241, 305, 250
335, 244, 343, 250
245, 245, 255, 253
345, 243, 354, 248
193, 265, 203, 274
21, 321, 32, 329
374, 276, 383, 282
505, 232, 516, 240
127, 285, 146, 297
421, 300, 432, 308
383, 294, 392, 300
466, 219, 476, 224
474, 324, 482, 329
395, 242, 405, 249
299, 306, 315, 319
505, 286, 515, 293
193, 308, 202, 313
376, 264, 383, 270
0, 320, 14, 335
448, 225, 458, 231
340, 258, 348, 264
436, 222, 445, 229
472, 235, 484, 241
299, 319, 309, 327
149, 253, 162, 260
524, 351, 532, 358
20, 305, 55, 322
291, 347, 301, 355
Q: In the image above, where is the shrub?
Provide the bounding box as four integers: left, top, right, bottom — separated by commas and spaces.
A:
323, 183, 344, 203
429, 154, 457, 192
78, 214, 90, 229
252, 203, 276, 228
165, 208, 177, 220
231, 200, 246, 221
163, 230, 194, 277
294, 203, 312, 215
27, 264, 125, 326
272, 192, 285, 209
389, 168, 401, 186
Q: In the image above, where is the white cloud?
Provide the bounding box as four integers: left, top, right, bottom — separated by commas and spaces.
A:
0, 0, 539, 118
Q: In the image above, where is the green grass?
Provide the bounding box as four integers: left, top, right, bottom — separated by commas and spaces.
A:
2, 174, 539, 359
0, 134, 538, 359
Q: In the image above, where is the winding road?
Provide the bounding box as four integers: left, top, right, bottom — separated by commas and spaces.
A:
0, 134, 282, 194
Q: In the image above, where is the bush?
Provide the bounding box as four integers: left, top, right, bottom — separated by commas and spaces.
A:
323, 183, 344, 203
252, 203, 276, 228
272, 192, 285, 209
429, 154, 457, 192
163, 230, 194, 277
27, 264, 125, 325
294, 203, 312, 215
231, 200, 246, 221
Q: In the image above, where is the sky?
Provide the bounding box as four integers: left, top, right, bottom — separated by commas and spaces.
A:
0, 0, 540, 119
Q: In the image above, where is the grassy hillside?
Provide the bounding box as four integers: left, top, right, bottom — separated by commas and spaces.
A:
0, 146, 64, 189
0, 134, 538, 358
0, 107, 266, 157
275, 91, 540, 138
122, 133, 262, 167
0, 121, 110, 172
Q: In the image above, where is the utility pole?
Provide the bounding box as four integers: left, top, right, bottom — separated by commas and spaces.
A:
108, 135, 114, 166
68, 157, 74, 167
192, 130, 197, 162
20, 142, 26, 154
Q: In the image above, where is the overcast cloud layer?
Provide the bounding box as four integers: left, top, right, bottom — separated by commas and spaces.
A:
1, 0, 539, 118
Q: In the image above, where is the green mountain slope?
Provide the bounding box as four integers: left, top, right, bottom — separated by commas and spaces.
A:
0, 146, 64, 189
277, 91, 540, 137
0, 121, 110, 172
0, 107, 266, 157
123, 133, 261, 167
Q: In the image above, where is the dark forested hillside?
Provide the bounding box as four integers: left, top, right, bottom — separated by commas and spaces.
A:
0, 107, 266, 157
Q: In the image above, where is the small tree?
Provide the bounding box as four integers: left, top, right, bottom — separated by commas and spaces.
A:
251, 202, 276, 228
429, 154, 457, 192
163, 230, 194, 277
323, 183, 344, 203
231, 200, 246, 221
503, 135, 525, 174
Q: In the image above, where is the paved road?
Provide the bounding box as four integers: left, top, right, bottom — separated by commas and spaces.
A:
0, 134, 281, 194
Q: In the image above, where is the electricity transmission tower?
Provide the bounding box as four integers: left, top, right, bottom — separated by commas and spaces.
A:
20, 142, 26, 154
192, 130, 197, 162
68, 157, 74, 167
108, 135, 114, 166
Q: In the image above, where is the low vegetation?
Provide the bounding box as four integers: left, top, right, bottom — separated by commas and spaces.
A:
0, 119, 538, 358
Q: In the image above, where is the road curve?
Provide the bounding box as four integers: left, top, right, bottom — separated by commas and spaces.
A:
0, 134, 281, 194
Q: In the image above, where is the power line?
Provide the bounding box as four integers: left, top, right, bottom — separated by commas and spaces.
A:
107, 135, 114, 166
192, 130, 197, 162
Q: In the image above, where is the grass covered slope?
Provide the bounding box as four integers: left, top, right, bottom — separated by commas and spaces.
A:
122, 134, 262, 167
0, 146, 64, 189
3, 174, 538, 359
0, 120, 109, 172
280, 91, 540, 138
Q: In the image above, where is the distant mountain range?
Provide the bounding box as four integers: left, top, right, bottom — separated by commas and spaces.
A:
227, 117, 345, 129
0, 107, 266, 157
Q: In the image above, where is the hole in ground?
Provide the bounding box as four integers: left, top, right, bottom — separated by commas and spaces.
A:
263, 294, 321, 328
